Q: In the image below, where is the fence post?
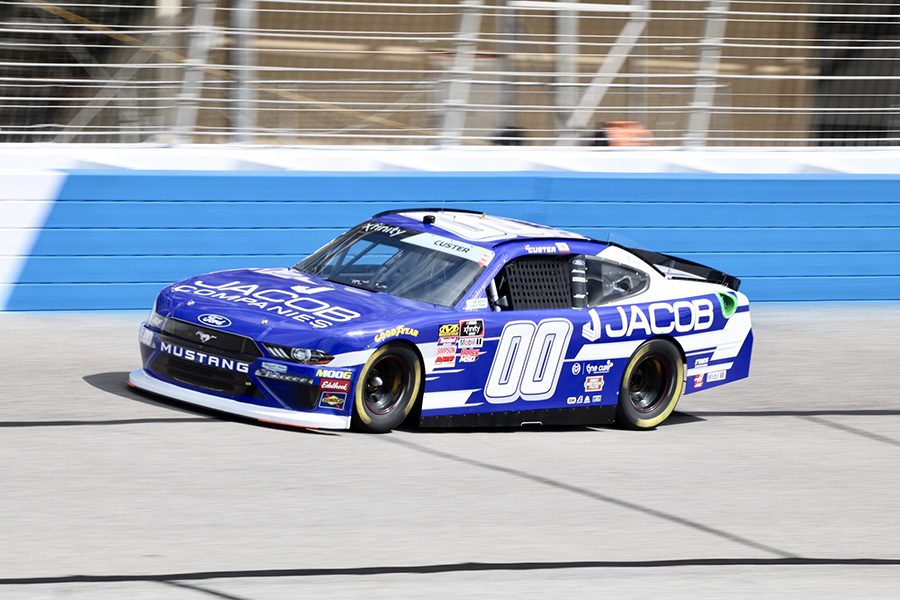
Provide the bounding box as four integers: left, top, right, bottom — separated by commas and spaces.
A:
685, 0, 729, 147
441, 0, 484, 146
233, 0, 257, 143
556, 3, 579, 142
173, 0, 216, 143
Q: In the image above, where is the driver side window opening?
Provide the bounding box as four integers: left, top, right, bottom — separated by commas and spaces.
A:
491, 256, 573, 311
489, 254, 649, 311
583, 257, 649, 306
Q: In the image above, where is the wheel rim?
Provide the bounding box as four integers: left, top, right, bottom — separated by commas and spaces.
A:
363, 355, 407, 415
628, 355, 671, 413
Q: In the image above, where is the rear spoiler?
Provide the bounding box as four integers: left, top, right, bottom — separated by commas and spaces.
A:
624, 247, 741, 291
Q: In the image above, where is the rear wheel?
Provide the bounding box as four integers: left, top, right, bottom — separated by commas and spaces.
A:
616, 339, 684, 429
352, 344, 422, 433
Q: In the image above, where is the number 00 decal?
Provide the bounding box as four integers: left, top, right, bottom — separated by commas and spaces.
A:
485, 319, 573, 404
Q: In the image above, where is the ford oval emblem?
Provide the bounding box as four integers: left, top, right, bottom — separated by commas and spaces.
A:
198, 314, 232, 328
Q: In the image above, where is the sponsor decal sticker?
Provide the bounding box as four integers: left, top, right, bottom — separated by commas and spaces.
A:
435, 354, 456, 367
318, 391, 347, 410
439, 323, 460, 337
584, 375, 605, 392
320, 378, 351, 393
585, 360, 614, 375
555, 242, 570, 253
457, 337, 483, 349
359, 222, 407, 238
316, 368, 353, 380
465, 297, 489, 311
174, 274, 360, 329
567, 394, 603, 405
707, 370, 727, 382
260, 361, 287, 373
459, 319, 485, 338
694, 357, 710, 367
459, 348, 479, 363
571, 362, 582, 375
374, 325, 419, 343
403, 233, 495, 265
693, 374, 704, 388
436, 345, 456, 357
582, 299, 715, 342
198, 314, 231, 328
159, 341, 250, 373
524, 244, 559, 255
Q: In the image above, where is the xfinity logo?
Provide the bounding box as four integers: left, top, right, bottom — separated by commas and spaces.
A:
198, 314, 232, 328
582, 299, 715, 341
195, 331, 216, 343
361, 222, 407, 238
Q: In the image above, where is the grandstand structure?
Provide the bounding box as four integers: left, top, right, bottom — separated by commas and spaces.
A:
0, 0, 897, 146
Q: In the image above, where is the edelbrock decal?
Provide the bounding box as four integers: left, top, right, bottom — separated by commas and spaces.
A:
581, 298, 715, 342
173, 274, 360, 329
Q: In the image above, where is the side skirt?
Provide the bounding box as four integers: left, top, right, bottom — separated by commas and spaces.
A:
419, 405, 615, 429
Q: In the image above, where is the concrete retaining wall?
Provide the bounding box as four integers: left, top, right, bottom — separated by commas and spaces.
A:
3, 171, 899, 309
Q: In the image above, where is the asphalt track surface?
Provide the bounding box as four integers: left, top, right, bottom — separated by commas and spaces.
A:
1, 305, 899, 599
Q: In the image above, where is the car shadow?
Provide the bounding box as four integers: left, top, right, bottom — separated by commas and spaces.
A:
399, 410, 705, 434
82, 371, 339, 435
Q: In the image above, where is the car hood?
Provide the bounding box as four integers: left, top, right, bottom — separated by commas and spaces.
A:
156, 267, 438, 345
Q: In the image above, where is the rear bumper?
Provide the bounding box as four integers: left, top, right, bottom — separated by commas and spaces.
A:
128, 369, 351, 430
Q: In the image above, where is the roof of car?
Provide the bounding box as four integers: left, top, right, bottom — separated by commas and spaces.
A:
373, 209, 589, 248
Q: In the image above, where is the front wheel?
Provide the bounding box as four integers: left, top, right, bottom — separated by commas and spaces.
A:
616, 339, 685, 429
352, 344, 422, 433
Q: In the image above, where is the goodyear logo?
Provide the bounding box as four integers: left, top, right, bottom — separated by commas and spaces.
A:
316, 368, 353, 380
439, 323, 460, 337
374, 325, 419, 343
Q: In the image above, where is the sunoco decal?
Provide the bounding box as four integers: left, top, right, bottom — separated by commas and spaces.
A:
318, 391, 347, 410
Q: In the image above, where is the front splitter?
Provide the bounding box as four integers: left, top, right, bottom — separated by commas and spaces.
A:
128, 369, 351, 430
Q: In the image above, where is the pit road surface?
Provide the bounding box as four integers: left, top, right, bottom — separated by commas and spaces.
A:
1, 306, 898, 599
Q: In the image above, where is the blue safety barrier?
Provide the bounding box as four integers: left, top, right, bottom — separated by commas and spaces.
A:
6, 171, 900, 309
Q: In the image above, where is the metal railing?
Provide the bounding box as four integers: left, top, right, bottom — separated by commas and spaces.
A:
0, 0, 897, 146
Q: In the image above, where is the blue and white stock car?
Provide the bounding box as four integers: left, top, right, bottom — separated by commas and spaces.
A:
130, 209, 752, 432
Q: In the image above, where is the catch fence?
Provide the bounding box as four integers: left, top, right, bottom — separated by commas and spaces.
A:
0, 0, 897, 145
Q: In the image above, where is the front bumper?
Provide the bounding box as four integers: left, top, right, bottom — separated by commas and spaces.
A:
129, 369, 351, 429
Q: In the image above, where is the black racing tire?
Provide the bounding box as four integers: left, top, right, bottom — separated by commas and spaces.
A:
616, 339, 685, 429
352, 344, 423, 433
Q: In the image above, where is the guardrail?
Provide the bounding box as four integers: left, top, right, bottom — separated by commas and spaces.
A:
3, 168, 899, 309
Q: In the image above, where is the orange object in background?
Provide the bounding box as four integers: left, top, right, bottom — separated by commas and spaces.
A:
604, 120, 655, 146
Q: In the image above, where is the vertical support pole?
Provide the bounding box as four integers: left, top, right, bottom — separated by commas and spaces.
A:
497, 1, 518, 133
233, 0, 257, 143
440, 0, 484, 146
556, 2, 578, 141
173, 0, 216, 143
559, 0, 649, 144
685, 0, 729, 147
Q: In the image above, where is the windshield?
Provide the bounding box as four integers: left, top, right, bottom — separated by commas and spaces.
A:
295, 221, 494, 307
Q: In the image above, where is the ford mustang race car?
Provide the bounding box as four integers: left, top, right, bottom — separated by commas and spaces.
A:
129, 209, 752, 432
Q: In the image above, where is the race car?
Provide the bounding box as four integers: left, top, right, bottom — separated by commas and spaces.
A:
129, 209, 752, 432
